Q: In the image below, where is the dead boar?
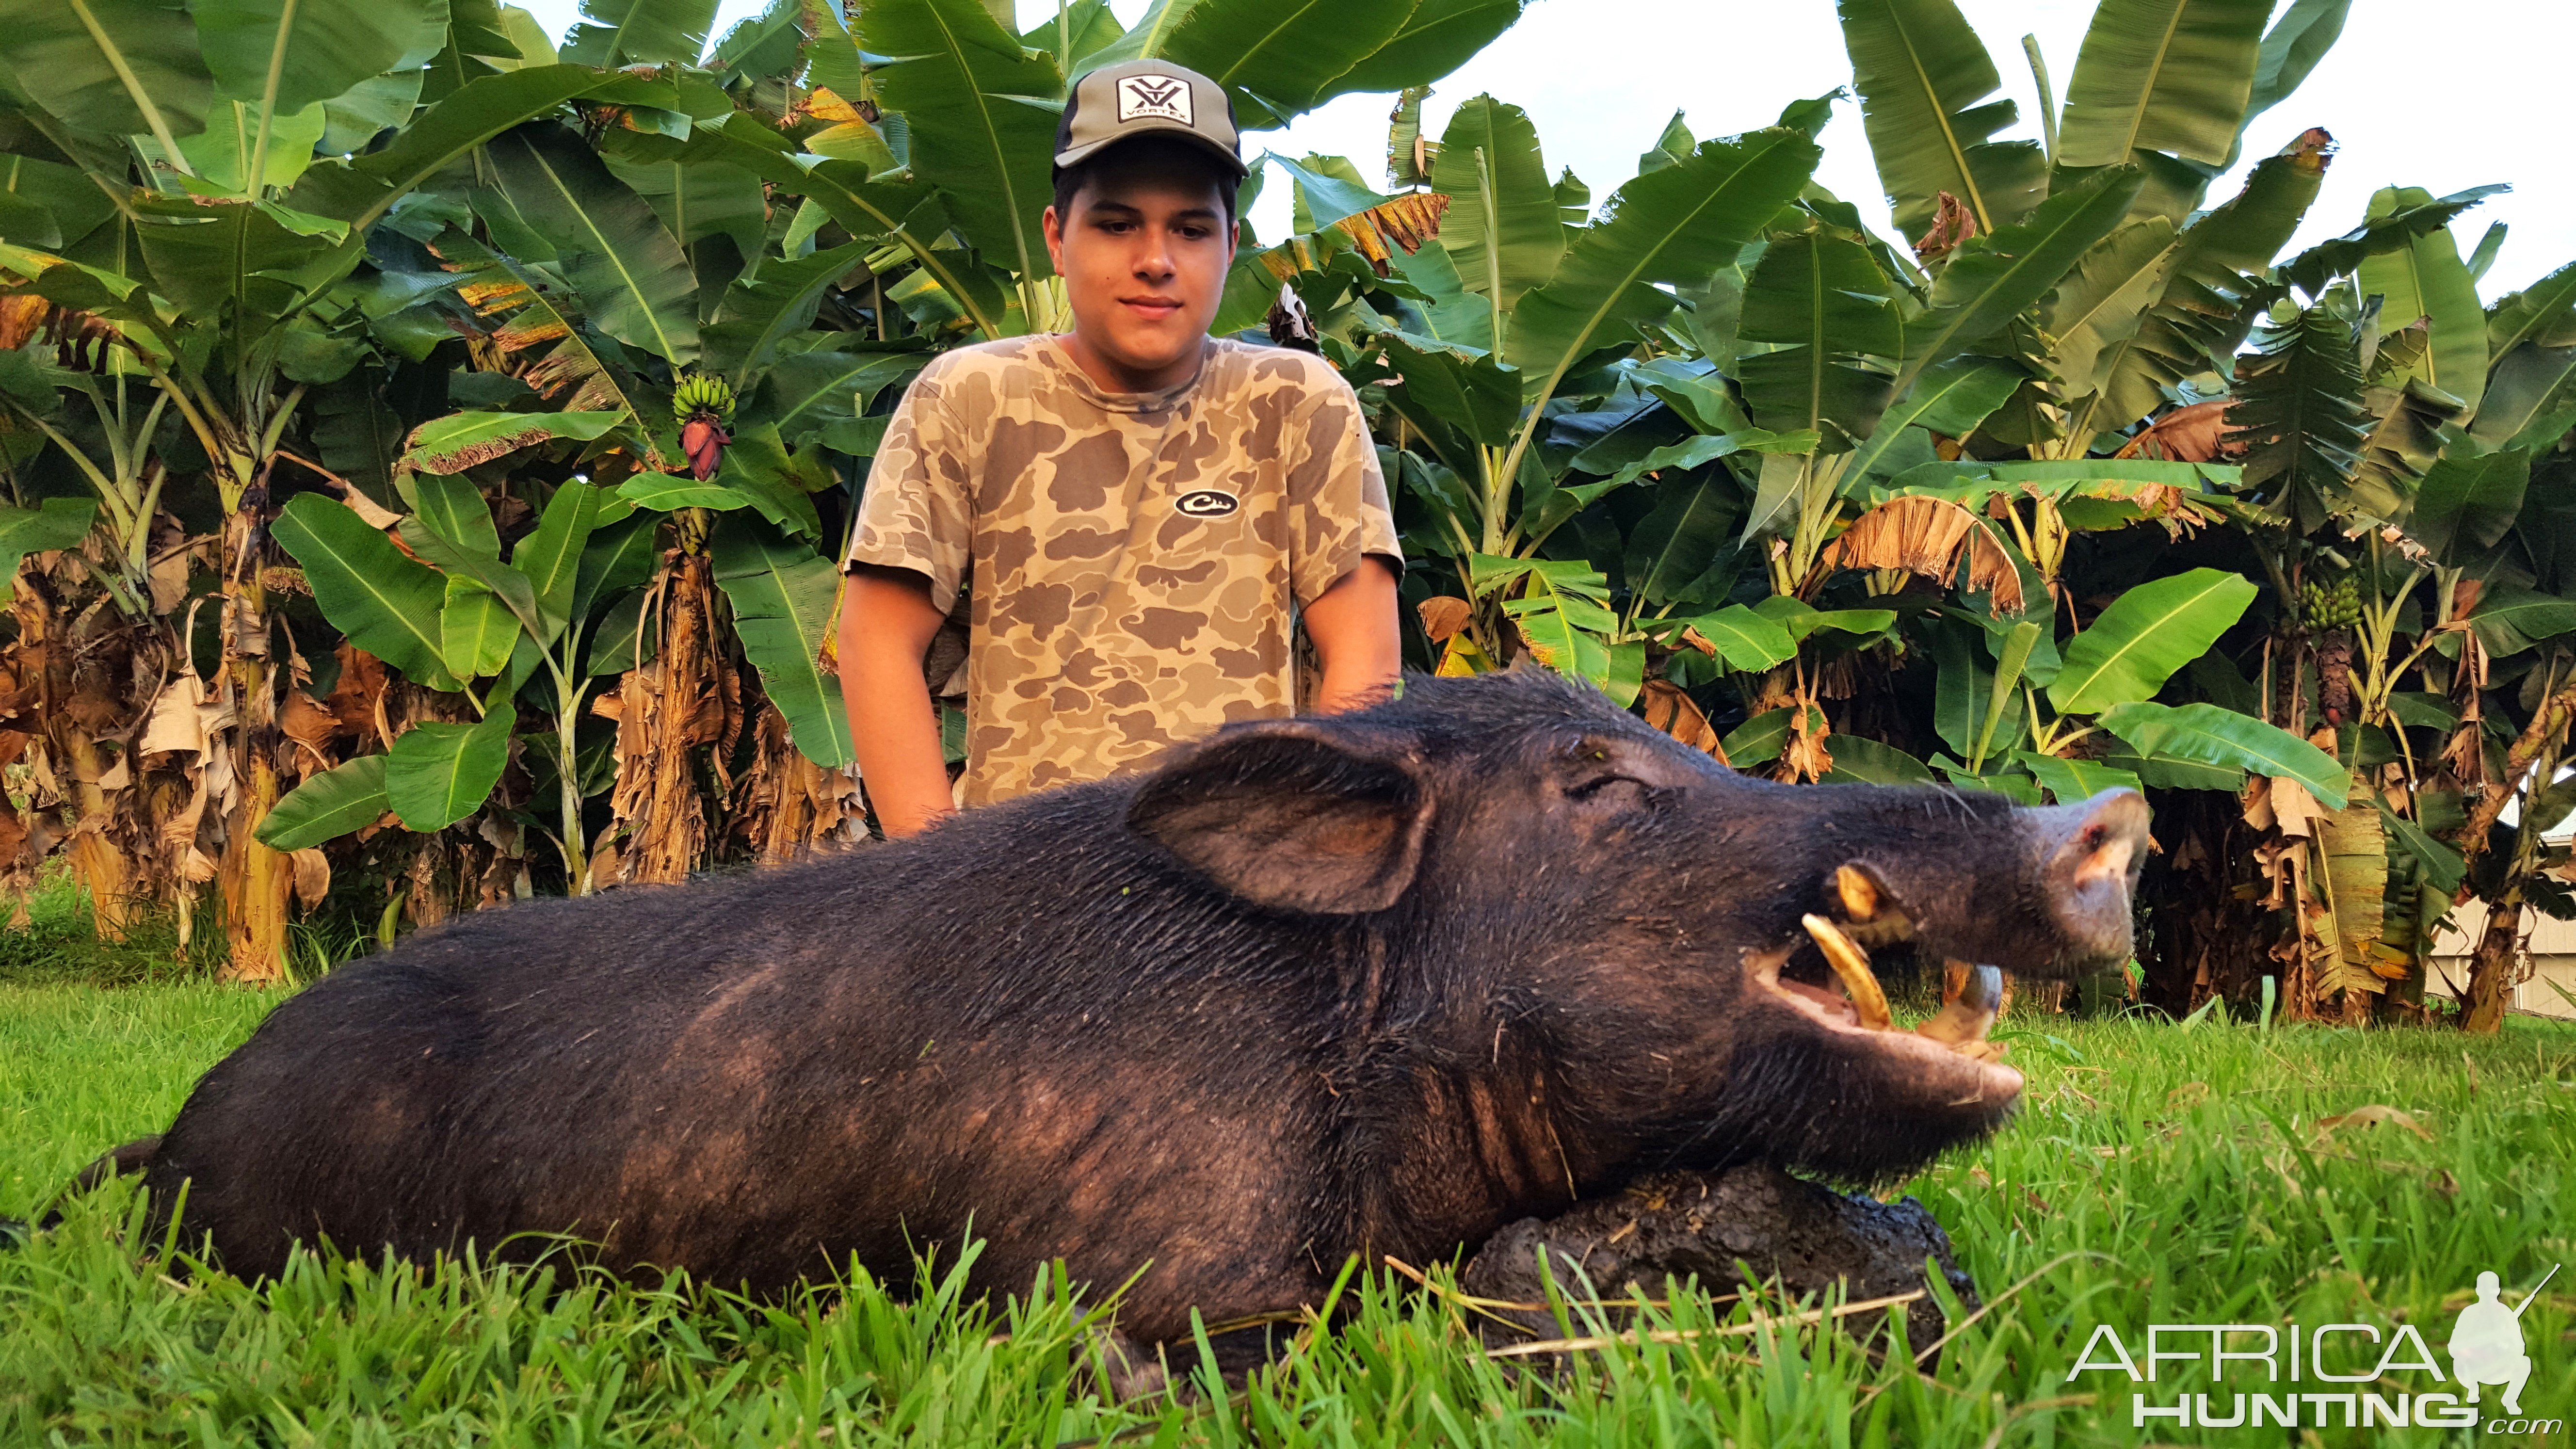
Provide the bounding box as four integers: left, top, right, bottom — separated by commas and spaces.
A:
108, 669, 2144, 1349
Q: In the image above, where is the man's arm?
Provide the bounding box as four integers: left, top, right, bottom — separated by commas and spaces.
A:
1303, 554, 1402, 715
837, 565, 955, 837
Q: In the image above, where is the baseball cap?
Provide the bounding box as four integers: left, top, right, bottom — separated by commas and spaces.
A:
1054, 61, 1247, 180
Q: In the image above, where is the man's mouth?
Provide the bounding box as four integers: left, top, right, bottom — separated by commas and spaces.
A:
1119, 295, 1185, 319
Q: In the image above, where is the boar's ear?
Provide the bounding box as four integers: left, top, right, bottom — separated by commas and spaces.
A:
1127, 722, 1432, 914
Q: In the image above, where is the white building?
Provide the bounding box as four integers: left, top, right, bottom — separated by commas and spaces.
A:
2428, 904, 2576, 1020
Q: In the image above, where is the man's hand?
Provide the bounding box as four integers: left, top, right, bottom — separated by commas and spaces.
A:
838, 566, 956, 838
1305, 555, 1402, 715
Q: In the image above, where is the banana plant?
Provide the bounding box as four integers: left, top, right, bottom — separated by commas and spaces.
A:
0, 0, 702, 974
2214, 196, 2576, 1025
259, 470, 661, 895
0, 347, 157, 617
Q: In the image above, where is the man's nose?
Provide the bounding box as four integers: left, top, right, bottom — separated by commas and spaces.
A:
1133, 228, 1175, 280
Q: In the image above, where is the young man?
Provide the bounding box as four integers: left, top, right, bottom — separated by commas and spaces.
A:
837, 60, 1404, 837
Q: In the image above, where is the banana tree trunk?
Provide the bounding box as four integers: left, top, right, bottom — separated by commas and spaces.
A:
2137, 789, 2284, 1014
62, 726, 133, 940
601, 543, 729, 886
216, 501, 291, 983
2463, 887, 2523, 1034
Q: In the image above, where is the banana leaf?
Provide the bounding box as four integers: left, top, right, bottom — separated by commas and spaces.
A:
1334, 0, 1527, 97
1429, 96, 1562, 329
2055, 0, 2268, 172
2280, 184, 2506, 296
704, 241, 871, 384
441, 575, 520, 680
486, 122, 699, 365
1834, 0, 2045, 237
1735, 231, 1903, 450
2357, 185, 2489, 416
1895, 166, 2142, 393
386, 693, 518, 832
272, 493, 463, 692
293, 65, 616, 231
711, 513, 853, 768
1506, 129, 1819, 404
864, 0, 1061, 288
2408, 443, 2529, 565
0, 0, 215, 161
2230, 299, 2368, 534
196, 0, 445, 136
421, 0, 526, 105
2099, 700, 2348, 807
2486, 259, 2576, 360
561, 0, 717, 68
2228, 0, 2349, 164
1155, 0, 1414, 129
511, 484, 610, 640
2084, 138, 2328, 435
254, 755, 392, 851
2049, 567, 2257, 715
0, 498, 97, 583
400, 409, 626, 475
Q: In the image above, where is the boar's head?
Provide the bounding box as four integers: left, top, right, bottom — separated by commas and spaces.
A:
1126, 670, 2148, 1186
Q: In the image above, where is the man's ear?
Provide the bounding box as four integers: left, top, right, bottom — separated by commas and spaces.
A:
1127, 721, 1431, 915
1041, 203, 1065, 274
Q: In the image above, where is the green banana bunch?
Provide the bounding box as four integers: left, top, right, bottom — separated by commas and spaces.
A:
673, 372, 735, 423
2300, 575, 2363, 630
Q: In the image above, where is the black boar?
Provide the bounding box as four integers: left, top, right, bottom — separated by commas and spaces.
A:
121, 670, 2144, 1348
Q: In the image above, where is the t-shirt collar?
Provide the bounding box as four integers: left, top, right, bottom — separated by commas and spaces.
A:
1038, 334, 1214, 414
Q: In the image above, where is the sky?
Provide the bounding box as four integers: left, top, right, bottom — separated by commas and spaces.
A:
518, 0, 2576, 297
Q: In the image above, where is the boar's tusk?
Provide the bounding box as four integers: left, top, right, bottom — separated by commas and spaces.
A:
1800, 914, 1893, 1031
1829, 863, 1915, 947
1915, 961, 2003, 1050
1834, 864, 1880, 922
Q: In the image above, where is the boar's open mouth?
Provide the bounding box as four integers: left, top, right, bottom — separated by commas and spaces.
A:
1743, 866, 2022, 1107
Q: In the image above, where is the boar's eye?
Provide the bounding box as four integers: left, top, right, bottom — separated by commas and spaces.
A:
1566, 774, 1660, 812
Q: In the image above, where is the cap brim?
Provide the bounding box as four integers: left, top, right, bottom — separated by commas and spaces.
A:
1054, 123, 1248, 180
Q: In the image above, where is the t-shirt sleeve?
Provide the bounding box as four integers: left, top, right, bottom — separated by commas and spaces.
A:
1284, 361, 1405, 608
844, 359, 973, 615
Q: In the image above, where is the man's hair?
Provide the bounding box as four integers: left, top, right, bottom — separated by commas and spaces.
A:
1051, 135, 1240, 232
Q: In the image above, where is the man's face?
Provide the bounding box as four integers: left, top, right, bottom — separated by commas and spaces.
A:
1042, 149, 1234, 390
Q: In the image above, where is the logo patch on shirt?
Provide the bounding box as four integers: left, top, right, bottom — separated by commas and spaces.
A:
1174, 488, 1240, 518
1115, 74, 1193, 126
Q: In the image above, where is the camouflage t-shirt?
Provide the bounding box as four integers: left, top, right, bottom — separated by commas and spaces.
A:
845, 334, 1402, 806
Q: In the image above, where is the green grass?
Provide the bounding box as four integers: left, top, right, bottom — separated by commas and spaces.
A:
3, 963, 2572, 1444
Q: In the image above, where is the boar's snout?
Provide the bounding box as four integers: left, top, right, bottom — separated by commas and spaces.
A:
2031, 789, 2150, 970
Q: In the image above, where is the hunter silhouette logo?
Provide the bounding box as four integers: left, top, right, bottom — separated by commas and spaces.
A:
1116, 74, 1192, 125
2451, 1264, 2554, 1416
2065, 1262, 2563, 1433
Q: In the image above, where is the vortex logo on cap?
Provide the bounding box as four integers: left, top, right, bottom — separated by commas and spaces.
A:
1116, 75, 1192, 126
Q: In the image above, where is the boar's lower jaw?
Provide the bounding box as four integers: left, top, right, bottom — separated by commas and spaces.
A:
1743, 930, 2024, 1110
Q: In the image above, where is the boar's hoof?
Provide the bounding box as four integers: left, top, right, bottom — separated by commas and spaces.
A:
1459, 1163, 1977, 1365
